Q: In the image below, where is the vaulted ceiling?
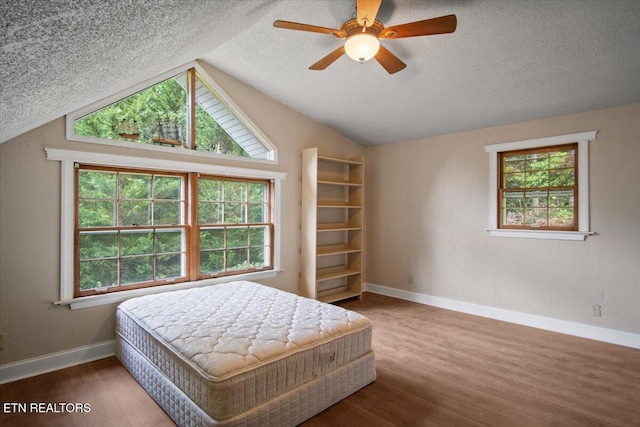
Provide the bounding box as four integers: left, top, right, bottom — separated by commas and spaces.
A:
2, 0, 640, 146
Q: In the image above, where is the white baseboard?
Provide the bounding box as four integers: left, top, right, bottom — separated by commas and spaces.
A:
0, 340, 115, 385
365, 283, 640, 349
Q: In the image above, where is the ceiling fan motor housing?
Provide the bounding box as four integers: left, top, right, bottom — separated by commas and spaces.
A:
341, 18, 384, 37
342, 19, 384, 62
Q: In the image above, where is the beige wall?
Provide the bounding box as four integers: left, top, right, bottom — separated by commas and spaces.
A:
365, 103, 640, 334
0, 62, 363, 364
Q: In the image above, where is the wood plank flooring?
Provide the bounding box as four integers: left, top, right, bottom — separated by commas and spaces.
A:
1, 292, 639, 426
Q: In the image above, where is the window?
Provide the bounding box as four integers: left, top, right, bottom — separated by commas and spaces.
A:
67, 62, 276, 162
75, 165, 273, 297
484, 131, 597, 241
499, 144, 577, 230
196, 176, 272, 279
76, 167, 188, 296
46, 148, 286, 309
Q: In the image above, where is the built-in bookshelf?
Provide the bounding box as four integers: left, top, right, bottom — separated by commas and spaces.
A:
301, 148, 364, 303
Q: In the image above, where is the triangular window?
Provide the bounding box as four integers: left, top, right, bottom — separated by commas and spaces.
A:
68, 63, 276, 161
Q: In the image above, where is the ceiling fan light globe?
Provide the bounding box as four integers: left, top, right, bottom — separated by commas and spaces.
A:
345, 32, 380, 62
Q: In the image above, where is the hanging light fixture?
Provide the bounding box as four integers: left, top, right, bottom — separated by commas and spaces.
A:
344, 19, 380, 62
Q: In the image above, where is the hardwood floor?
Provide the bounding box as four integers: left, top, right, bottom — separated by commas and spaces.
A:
2, 292, 639, 426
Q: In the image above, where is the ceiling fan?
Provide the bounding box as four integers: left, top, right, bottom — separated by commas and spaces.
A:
273, 0, 457, 74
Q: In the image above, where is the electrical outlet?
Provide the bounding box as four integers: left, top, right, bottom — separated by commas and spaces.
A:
0, 334, 4, 350
592, 304, 602, 317
408, 275, 414, 284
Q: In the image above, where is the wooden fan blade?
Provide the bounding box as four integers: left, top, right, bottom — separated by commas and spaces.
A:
374, 45, 407, 74
357, 0, 382, 27
273, 20, 346, 38
380, 14, 457, 39
309, 46, 346, 70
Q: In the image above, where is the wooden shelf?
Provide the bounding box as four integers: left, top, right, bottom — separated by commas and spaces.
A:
317, 244, 361, 257
317, 223, 361, 232
301, 148, 365, 303
316, 266, 361, 282
317, 200, 362, 209
318, 179, 363, 187
318, 155, 363, 166
319, 290, 362, 304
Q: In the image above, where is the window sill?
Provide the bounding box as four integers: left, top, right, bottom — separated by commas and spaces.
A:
486, 229, 593, 241
54, 269, 283, 310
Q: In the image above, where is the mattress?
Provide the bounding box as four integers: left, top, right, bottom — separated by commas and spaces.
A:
116, 281, 374, 423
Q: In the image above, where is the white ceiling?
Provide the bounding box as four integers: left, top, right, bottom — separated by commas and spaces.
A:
1, 0, 639, 146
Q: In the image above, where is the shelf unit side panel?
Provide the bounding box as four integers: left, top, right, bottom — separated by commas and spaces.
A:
301, 148, 319, 298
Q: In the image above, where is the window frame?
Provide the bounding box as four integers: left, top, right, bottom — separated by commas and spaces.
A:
498, 143, 579, 231
193, 174, 274, 280
75, 166, 190, 297
65, 61, 278, 164
484, 131, 597, 241
47, 148, 287, 309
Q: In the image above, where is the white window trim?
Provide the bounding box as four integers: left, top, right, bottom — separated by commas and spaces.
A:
65, 60, 278, 165
46, 148, 287, 309
483, 131, 597, 241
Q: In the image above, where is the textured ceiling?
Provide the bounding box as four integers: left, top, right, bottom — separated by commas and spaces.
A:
2, 0, 640, 146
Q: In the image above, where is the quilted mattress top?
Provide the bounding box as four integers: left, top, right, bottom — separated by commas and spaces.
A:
117, 281, 372, 380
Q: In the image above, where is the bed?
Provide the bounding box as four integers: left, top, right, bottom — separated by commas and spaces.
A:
115, 281, 375, 426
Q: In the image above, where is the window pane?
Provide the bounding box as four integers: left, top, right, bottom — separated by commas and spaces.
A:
549, 208, 574, 227
200, 250, 224, 274
224, 181, 246, 202
549, 189, 574, 207
199, 202, 222, 224
504, 173, 524, 188
119, 174, 151, 199
154, 201, 182, 225
525, 170, 548, 188
224, 202, 244, 224
503, 192, 524, 209
248, 183, 266, 203
524, 208, 548, 227
200, 228, 224, 250
78, 170, 116, 199
227, 227, 248, 248
119, 201, 151, 226
249, 247, 266, 267
80, 259, 117, 290
199, 179, 223, 201
503, 209, 524, 225
79, 200, 116, 227
503, 157, 524, 174
193, 75, 254, 157
249, 226, 267, 246
74, 73, 187, 148
121, 256, 153, 284
549, 149, 575, 168
156, 230, 182, 253
156, 254, 182, 279
247, 203, 266, 223
524, 191, 548, 208
79, 232, 118, 259
120, 231, 153, 256
549, 168, 575, 186
226, 248, 248, 270
154, 176, 181, 199
525, 153, 549, 171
